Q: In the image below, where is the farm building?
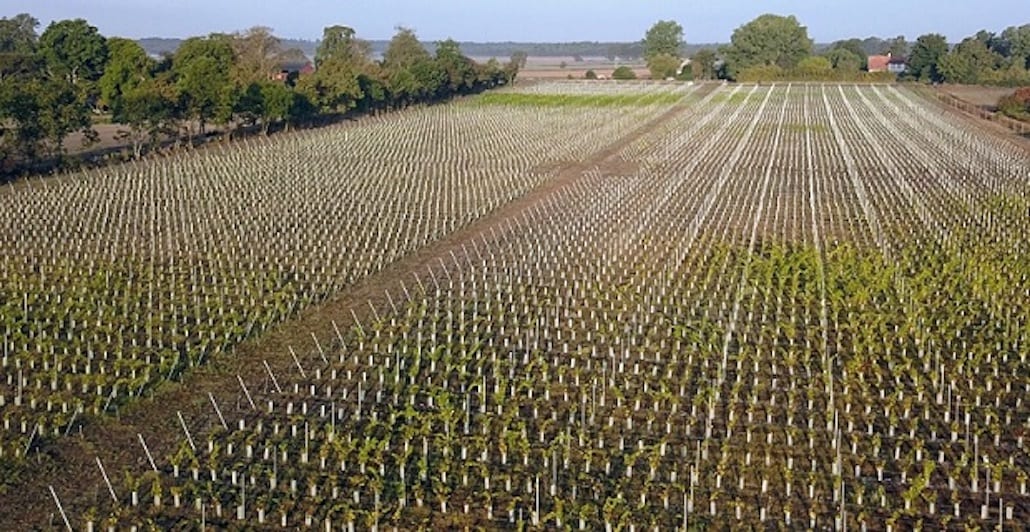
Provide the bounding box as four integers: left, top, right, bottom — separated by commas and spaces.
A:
867, 52, 906, 73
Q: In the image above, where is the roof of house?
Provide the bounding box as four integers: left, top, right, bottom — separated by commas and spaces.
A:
887, 56, 907, 65
867, 55, 891, 72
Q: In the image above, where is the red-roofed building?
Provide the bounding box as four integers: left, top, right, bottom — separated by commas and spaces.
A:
868, 53, 907, 74
867, 54, 890, 73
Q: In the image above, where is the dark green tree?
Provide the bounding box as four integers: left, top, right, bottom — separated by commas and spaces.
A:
0, 14, 40, 81
690, 49, 718, 80
435, 39, 476, 94
173, 35, 236, 137
0, 13, 39, 55
38, 18, 108, 85
116, 77, 179, 158
938, 37, 1002, 84
99, 37, 154, 118
906, 33, 949, 82
723, 14, 813, 78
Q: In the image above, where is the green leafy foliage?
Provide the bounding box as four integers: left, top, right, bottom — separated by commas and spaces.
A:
723, 14, 813, 79
612, 65, 638, 80
906, 33, 949, 82
643, 20, 684, 59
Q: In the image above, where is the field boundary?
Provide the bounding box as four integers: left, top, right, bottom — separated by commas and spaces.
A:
923, 86, 1030, 140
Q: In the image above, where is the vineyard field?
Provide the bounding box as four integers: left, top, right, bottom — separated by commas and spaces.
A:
2, 81, 1028, 529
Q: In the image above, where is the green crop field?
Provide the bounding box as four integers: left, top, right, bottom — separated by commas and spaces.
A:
2, 81, 1029, 530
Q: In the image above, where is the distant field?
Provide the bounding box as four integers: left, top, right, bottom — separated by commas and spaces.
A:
942, 84, 1017, 111
2, 82, 1028, 530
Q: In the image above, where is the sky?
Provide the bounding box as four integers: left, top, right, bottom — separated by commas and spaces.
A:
4, 0, 1028, 43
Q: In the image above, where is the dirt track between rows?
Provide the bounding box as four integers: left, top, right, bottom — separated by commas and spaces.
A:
0, 85, 714, 528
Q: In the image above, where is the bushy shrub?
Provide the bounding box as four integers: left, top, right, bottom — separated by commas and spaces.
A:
612, 66, 637, 80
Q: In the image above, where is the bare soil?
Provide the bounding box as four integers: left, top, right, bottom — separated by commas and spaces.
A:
0, 88, 710, 528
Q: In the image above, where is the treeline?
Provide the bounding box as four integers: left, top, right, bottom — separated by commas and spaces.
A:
0, 14, 516, 178
721, 17, 1030, 85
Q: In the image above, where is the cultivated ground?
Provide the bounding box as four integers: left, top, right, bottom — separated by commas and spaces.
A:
1, 81, 1028, 529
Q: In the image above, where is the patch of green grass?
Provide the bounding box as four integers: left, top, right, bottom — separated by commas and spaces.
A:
784, 123, 828, 134
475, 92, 685, 108
710, 91, 750, 105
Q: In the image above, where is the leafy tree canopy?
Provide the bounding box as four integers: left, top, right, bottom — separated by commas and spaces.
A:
724, 14, 813, 78
0, 13, 39, 54
906, 33, 949, 82
38, 18, 108, 85
647, 53, 681, 80
612, 65, 637, 80
643, 20, 684, 59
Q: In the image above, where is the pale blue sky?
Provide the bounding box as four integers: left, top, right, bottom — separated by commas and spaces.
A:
4, 0, 1028, 42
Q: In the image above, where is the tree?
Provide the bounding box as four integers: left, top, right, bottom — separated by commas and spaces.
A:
690, 49, 718, 80
828, 39, 867, 62
938, 37, 1002, 84
824, 48, 864, 71
173, 35, 236, 137
723, 14, 813, 79
647, 53, 680, 79
796, 56, 833, 77
383, 27, 439, 104
99, 38, 154, 118
296, 57, 362, 112
611, 66, 637, 80
38, 18, 108, 85
999, 25, 1030, 68
643, 20, 684, 60
584, 69, 598, 80
258, 81, 294, 133
0, 14, 39, 81
315, 25, 370, 69
231, 26, 284, 85
906, 33, 949, 82
0, 13, 38, 54
509, 51, 528, 70
116, 77, 179, 158
35, 76, 94, 157
885, 35, 908, 57
435, 39, 476, 95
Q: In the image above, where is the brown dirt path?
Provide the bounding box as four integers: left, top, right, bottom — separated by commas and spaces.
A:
0, 84, 717, 528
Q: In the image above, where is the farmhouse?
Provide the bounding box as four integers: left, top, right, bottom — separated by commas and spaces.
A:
867, 52, 907, 73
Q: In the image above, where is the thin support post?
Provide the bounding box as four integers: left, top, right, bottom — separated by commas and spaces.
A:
178, 411, 196, 451
237, 375, 256, 410
138, 433, 159, 472
96, 456, 117, 502
209, 392, 229, 431
263, 360, 283, 393
48, 485, 73, 531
